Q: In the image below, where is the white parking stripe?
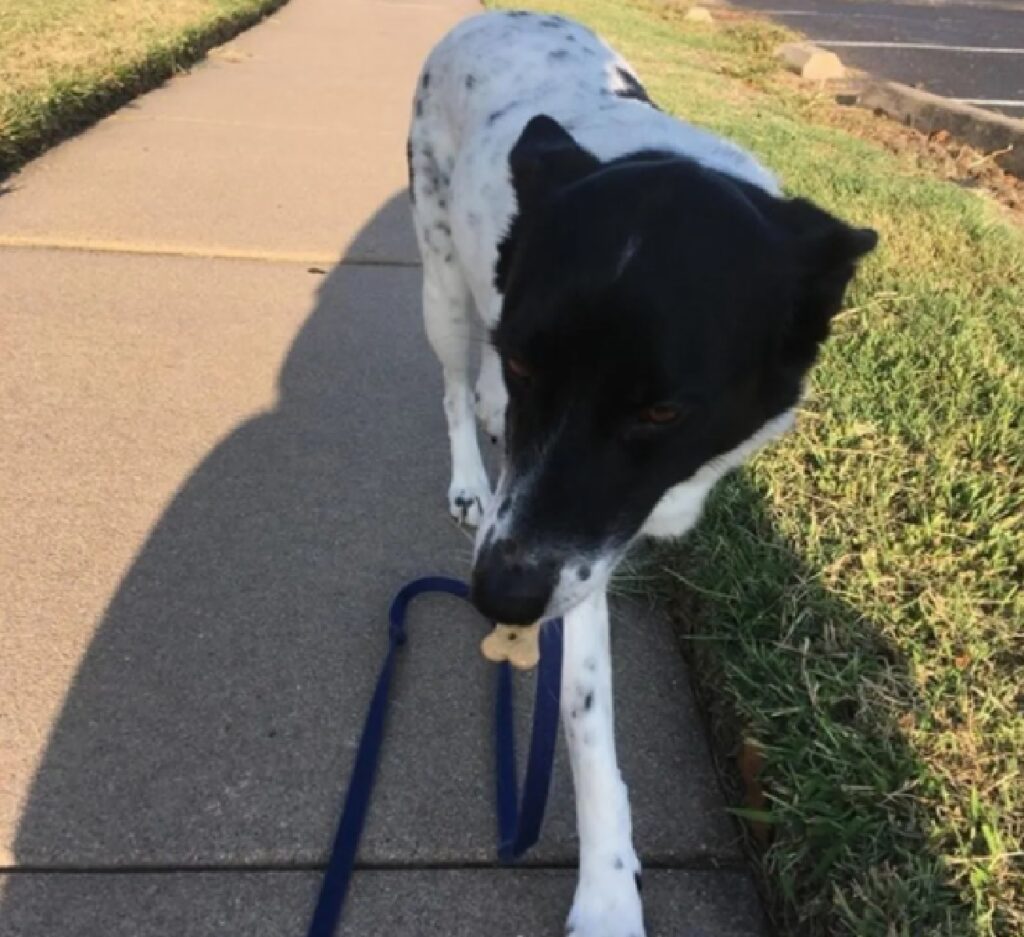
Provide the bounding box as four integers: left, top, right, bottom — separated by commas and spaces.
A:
819, 40, 1024, 54
955, 98, 1024, 108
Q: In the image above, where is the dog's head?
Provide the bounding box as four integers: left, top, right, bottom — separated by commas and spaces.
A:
471, 115, 876, 624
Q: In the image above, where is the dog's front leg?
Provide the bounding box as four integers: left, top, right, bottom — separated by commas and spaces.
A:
561, 589, 645, 937
474, 343, 507, 444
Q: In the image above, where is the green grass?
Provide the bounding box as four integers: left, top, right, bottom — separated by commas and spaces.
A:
0, 0, 289, 177
487, 2, 1023, 934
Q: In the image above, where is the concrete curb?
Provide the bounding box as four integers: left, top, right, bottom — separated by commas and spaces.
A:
770, 39, 1024, 178
853, 80, 1024, 177
777, 42, 845, 81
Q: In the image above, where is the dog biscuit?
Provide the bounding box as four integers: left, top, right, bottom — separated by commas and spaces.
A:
481, 623, 541, 671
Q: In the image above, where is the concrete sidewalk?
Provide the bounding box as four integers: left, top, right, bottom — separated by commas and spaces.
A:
0, 1, 766, 933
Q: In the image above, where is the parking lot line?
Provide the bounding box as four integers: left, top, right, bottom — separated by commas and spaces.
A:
818, 40, 1024, 54
954, 98, 1024, 109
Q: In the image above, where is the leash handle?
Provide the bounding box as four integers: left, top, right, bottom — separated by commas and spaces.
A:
307, 576, 563, 937
306, 642, 398, 937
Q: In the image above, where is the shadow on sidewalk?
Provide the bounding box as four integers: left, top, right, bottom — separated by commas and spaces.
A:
1, 192, 485, 915
4, 189, 974, 936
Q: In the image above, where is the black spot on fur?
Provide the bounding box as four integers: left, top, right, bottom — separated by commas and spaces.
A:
487, 103, 516, 127
584, 691, 594, 711
436, 221, 451, 236
465, 74, 476, 90
421, 69, 431, 89
507, 10, 529, 17
614, 856, 625, 870
541, 16, 564, 28
578, 564, 591, 581
415, 97, 424, 117
549, 49, 570, 61
584, 656, 597, 672
614, 67, 658, 108
635, 872, 643, 894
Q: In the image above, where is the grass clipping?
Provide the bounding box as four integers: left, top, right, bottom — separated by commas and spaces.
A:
486, 2, 1023, 935
0, 0, 289, 176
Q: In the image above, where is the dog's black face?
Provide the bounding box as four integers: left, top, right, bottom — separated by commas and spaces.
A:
471, 117, 876, 624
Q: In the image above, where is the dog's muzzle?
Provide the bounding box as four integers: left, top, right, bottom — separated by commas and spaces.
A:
471, 538, 558, 625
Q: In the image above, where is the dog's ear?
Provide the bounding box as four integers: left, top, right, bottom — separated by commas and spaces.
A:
497, 116, 600, 293
508, 115, 599, 209
777, 197, 877, 368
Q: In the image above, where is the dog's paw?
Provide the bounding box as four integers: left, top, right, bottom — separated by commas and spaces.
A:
566, 864, 645, 937
448, 475, 490, 527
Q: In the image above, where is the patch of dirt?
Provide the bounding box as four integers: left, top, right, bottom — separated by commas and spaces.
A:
824, 93, 1024, 219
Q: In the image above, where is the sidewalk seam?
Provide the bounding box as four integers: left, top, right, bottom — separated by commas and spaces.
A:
0, 857, 751, 875
0, 235, 421, 268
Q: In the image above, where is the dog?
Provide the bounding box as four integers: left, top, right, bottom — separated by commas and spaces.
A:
408, 11, 876, 935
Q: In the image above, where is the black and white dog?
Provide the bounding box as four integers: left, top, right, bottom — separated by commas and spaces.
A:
409, 11, 875, 935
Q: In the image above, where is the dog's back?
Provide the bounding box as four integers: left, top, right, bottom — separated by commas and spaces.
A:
408, 10, 775, 326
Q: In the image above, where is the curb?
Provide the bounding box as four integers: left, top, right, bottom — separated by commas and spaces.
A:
852, 80, 1024, 177
772, 40, 1024, 178
777, 42, 845, 81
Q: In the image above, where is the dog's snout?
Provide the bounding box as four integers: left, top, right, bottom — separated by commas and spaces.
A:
471, 539, 556, 624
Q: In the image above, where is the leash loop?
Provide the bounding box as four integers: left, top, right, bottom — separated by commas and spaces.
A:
307, 575, 563, 937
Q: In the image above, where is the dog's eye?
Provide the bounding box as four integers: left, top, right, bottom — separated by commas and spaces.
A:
638, 404, 681, 425
506, 357, 533, 380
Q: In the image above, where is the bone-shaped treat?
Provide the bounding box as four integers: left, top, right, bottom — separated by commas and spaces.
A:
480, 622, 540, 671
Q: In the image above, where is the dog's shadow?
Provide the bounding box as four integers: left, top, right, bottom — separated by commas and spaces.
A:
2, 194, 974, 936
1, 193, 506, 905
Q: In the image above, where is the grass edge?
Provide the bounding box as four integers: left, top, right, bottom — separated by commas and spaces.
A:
0, 0, 291, 180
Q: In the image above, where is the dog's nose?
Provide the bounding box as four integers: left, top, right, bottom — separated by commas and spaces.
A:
471, 539, 556, 625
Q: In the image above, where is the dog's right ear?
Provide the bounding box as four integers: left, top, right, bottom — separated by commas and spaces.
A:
508, 115, 599, 210
777, 197, 878, 369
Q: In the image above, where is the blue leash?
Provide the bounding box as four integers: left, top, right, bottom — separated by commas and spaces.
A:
306, 575, 564, 937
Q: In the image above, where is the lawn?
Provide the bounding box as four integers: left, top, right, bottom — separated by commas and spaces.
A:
0, 0, 288, 176
486, 2, 1023, 935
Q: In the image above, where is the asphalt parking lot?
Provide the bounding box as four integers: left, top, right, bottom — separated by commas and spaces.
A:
729, 0, 1024, 117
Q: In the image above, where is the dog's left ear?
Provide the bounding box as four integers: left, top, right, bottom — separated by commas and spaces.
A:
508, 115, 600, 210
497, 116, 601, 293
778, 197, 878, 367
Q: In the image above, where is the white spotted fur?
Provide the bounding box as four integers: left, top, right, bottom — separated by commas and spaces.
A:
409, 12, 790, 935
